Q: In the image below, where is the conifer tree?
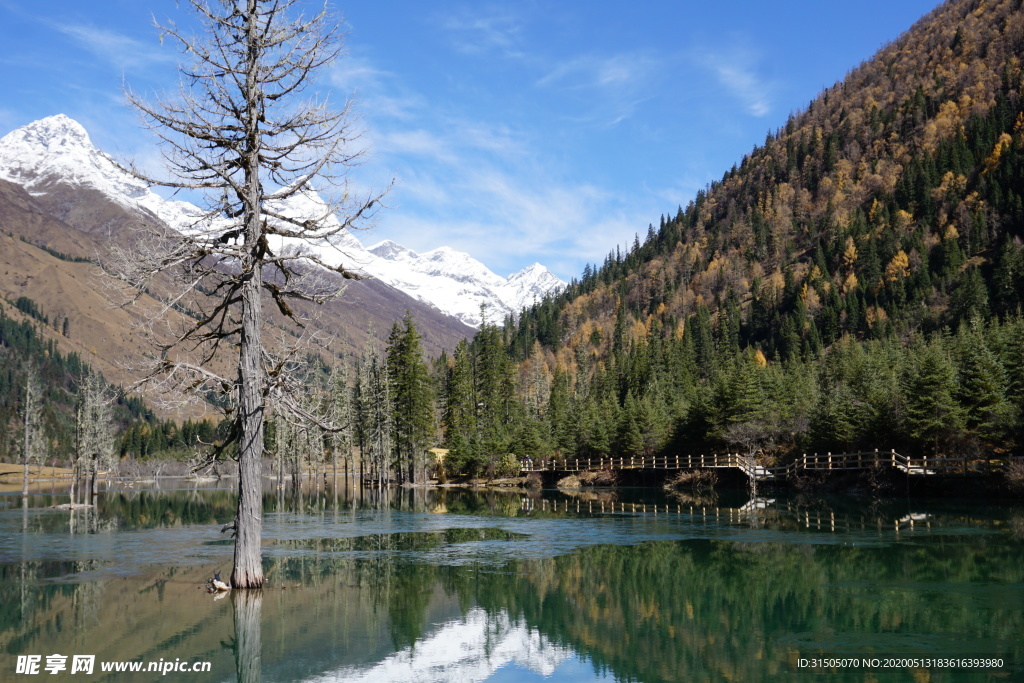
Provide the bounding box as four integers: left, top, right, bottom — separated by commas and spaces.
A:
617, 390, 645, 458
954, 322, 1010, 442
440, 339, 478, 475
809, 381, 857, 451
903, 338, 963, 454
546, 369, 574, 457
386, 313, 434, 483
474, 318, 515, 466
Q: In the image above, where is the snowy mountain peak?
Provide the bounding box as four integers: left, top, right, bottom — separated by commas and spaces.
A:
0, 113, 118, 193
504, 263, 563, 311
0, 115, 565, 328
8, 114, 91, 150
509, 262, 558, 283
0, 114, 205, 230
369, 239, 418, 261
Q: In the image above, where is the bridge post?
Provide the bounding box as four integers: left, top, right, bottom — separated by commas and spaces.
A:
675, 455, 679, 468
891, 449, 896, 469
803, 453, 807, 469
700, 454, 705, 468
874, 449, 879, 468
828, 452, 832, 470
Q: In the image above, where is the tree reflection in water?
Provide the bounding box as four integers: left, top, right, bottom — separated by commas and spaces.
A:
232, 589, 263, 683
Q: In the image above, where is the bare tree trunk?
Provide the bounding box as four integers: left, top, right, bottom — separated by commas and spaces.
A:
69, 457, 77, 506
232, 244, 266, 589
22, 373, 32, 501
89, 460, 98, 504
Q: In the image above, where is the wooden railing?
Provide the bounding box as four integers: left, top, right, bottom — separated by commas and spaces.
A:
519, 450, 1023, 481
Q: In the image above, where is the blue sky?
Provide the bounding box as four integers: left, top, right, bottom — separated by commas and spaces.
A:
0, 0, 941, 281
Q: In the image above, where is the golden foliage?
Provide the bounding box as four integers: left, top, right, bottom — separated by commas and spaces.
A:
865, 305, 888, 329
931, 171, 968, 203
893, 209, 915, 233
800, 283, 822, 315
842, 236, 858, 270
885, 250, 911, 282
842, 272, 859, 294
983, 132, 1014, 173
920, 98, 967, 152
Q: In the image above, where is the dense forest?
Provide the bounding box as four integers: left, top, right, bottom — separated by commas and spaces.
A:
427, 0, 1024, 475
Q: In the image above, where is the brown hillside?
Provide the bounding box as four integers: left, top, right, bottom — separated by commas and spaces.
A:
0, 173, 472, 385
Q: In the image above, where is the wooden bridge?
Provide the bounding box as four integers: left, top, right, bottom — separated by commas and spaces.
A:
519, 450, 1023, 482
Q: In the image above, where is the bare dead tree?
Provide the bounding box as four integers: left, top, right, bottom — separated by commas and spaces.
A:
20, 363, 44, 502
74, 370, 115, 505
112, 0, 386, 588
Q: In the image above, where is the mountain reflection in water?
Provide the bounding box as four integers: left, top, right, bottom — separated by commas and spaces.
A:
0, 481, 1022, 682
307, 608, 578, 683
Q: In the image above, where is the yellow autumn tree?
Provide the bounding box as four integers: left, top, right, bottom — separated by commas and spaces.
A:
885, 250, 911, 282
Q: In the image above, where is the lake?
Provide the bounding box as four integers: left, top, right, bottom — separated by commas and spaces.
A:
1, 481, 1022, 682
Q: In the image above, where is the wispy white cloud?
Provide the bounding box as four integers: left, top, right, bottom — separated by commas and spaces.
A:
375, 152, 646, 281
442, 7, 525, 58
713, 62, 771, 117
696, 42, 776, 118
53, 23, 175, 72
329, 55, 421, 121
376, 129, 458, 163
538, 53, 653, 90
536, 52, 660, 126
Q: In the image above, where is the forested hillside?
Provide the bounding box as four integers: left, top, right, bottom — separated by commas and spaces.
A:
0, 298, 220, 465
431, 0, 1024, 473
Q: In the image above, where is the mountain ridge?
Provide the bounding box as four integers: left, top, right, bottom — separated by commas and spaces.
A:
0, 114, 565, 328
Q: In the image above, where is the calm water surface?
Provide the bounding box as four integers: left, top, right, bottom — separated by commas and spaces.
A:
0, 481, 1022, 682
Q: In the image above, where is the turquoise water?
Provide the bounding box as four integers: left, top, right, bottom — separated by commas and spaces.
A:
0, 483, 1022, 681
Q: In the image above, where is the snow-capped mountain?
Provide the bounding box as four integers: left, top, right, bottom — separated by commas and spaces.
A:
0, 113, 205, 231
366, 240, 559, 327
0, 115, 564, 328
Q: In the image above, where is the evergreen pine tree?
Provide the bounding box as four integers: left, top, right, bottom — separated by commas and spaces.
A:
954, 322, 1011, 442
386, 312, 434, 484
903, 338, 963, 454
